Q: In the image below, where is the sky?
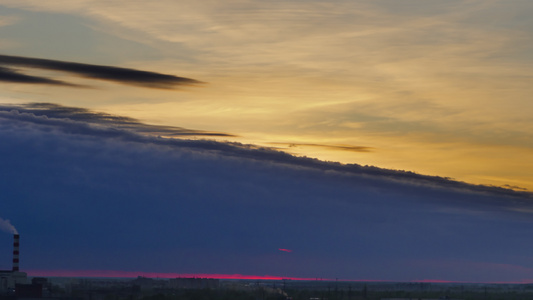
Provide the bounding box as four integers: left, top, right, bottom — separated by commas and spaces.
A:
0, 0, 533, 282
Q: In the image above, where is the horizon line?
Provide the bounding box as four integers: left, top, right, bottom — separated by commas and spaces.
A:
24, 270, 533, 284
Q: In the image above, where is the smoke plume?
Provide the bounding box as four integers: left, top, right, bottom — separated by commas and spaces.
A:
0, 217, 18, 234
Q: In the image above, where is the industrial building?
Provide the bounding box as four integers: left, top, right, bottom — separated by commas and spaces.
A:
0, 234, 29, 296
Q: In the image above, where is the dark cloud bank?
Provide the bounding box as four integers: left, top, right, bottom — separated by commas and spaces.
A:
0, 104, 532, 282
0, 54, 202, 89
0, 103, 233, 138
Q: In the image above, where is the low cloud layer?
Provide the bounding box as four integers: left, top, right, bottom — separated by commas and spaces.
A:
0, 103, 234, 138
0, 104, 532, 282
0, 103, 528, 198
0, 54, 202, 89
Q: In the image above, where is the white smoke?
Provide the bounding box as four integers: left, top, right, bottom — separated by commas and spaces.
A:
0, 217, 18, 234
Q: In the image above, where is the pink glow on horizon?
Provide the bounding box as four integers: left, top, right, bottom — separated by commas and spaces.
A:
26, 270, 320, 281
24, 270, 533, 284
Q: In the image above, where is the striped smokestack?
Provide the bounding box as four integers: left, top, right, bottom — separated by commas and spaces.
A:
12, 234, 19, 272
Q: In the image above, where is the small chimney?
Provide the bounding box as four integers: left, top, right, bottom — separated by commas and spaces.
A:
13, 234, 19, 272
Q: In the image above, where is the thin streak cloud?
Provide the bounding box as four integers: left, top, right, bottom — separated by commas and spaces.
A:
270, 142, 374, 153
0, 54, 203, 89
0, 66, 83, 87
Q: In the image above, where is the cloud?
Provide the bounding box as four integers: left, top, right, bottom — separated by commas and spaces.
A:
269, 142, 374, 153
0, 54, 203, 89
0, 103, 529, 200
0, 66, 83, 87
0, 103, 533, 282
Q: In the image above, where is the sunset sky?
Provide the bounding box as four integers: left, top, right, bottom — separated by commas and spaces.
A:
0, 0, 533, 283
0, 0, 531, 190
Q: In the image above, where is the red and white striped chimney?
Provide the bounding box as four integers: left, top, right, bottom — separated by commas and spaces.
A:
12, 234, 19, 272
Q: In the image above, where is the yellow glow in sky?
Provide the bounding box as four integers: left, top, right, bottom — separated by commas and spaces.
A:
0, 0, 532, 190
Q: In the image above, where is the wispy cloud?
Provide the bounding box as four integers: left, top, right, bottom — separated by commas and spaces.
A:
0, 54, 203, 89
278, 248, 293, 253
